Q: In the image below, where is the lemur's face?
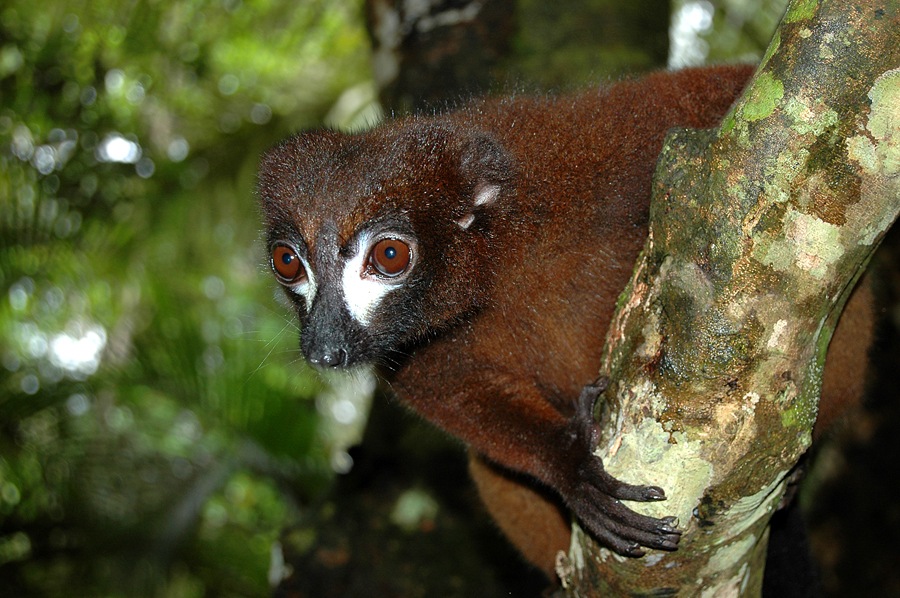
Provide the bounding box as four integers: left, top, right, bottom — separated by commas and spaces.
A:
267, 217, 420, 370
271, 231, 416, 328
257, 123, 508, 370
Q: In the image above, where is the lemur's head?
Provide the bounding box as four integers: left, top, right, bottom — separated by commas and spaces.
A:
257, 119, 512, 370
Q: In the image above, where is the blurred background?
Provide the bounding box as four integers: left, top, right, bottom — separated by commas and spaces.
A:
2, 0, 896, 596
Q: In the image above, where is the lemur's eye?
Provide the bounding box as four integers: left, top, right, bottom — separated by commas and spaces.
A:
271, 244, 305, 284
370, 238, 411, 277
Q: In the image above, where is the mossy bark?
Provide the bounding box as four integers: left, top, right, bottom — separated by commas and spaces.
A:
560, 0, 900, 595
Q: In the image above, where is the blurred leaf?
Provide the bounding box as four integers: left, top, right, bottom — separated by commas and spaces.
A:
0, 0, 371, 595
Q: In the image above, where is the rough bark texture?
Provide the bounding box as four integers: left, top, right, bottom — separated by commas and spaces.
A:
365, 0, 516, 114
559, 0, 900, 595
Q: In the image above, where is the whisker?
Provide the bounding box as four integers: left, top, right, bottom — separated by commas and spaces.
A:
242, 317, 299, 387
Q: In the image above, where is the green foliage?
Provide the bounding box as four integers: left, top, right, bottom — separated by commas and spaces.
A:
691, 0, 786, 65
0, 0, 372, 595
509, 0, 670, 89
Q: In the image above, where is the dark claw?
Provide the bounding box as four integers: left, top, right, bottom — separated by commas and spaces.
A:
562, 378, 682, 557
659, 523, 678, 534
575, 493, 682, 556
643, 486, 666, 501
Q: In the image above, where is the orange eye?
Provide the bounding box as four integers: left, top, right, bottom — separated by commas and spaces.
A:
271, 244, 305, 283
370, 238, 411, 277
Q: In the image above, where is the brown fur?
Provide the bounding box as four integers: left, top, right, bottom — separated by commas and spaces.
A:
469, 277, 874, 578
816, 277, 875, 437
258, 64, 875, 580
468, 451, 571, 578
389, 65, 759, 460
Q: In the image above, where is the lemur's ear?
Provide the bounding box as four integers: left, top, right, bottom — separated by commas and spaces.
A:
454, 133, 512, 228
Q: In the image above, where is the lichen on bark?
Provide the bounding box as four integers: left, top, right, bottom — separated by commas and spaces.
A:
562, 1, 900, 595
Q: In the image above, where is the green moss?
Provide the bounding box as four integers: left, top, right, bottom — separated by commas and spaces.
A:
785, 96, 839, 136
867, 68, 900, 177
784, 0, 818, 23
758, 31, 780, 70
742, 72, 784, 122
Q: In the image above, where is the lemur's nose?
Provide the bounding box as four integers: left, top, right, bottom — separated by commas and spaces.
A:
308, 346, 348, 369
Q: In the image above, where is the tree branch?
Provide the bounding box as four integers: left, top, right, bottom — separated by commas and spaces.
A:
560, 0, 900, 595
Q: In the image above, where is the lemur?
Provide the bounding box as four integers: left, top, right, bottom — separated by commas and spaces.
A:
257, 64, 874, 578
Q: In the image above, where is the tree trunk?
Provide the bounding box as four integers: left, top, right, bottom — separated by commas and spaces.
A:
559, 0, 900, 595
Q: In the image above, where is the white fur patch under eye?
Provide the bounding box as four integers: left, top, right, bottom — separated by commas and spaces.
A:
341, 237, 395, 325
288, 256, 317, 310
